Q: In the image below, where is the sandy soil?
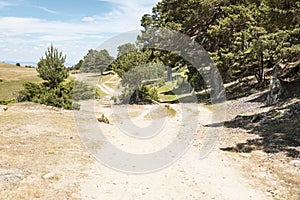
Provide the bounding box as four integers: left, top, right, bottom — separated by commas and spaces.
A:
76, 98, 270, 200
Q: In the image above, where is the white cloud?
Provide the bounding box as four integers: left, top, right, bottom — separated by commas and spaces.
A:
0, 17, 138, 36
39, 35, 81, 41
0, 1, 11, 8
33, 6, 59, 15
82, 17, 96, 22
0, 0, 160, 64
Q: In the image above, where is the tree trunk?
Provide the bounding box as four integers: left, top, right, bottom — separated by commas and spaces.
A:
167, 66, 172, 81
100, 68, 104, 75
255, 51, 265, 84
135, 85, 140, 103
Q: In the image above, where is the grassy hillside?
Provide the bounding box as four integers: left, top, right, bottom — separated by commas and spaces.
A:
0, 62, 41, 101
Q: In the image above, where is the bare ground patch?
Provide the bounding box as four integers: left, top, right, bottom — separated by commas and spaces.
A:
0, 103, 93, 199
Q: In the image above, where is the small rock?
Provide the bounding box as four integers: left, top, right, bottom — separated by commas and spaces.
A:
239, 153, 251, 158
42, 172, 56, 179
251, 114, 263, 123
290, 160, 300, 167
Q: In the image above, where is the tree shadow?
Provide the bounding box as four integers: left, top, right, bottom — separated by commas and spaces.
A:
225, 79, 269, 100
102, 71, 115, 76
161, 87, 192, 96
220, 101, 300, 158
246, 91, 269, 103
193, 79, 269, 104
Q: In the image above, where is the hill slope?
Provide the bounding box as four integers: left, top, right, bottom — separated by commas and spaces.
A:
0, 62, 40, 101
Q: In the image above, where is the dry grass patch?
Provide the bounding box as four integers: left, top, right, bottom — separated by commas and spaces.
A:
144, 104, 176, 119
0, 103, 93, 199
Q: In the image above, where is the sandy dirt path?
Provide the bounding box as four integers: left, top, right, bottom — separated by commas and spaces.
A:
76, 99, 270, 200
0, 101, 271, 199
72, 75, 271, 199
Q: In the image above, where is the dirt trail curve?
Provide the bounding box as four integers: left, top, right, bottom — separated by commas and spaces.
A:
97, 74, 122, 97
77, 77, 270, 199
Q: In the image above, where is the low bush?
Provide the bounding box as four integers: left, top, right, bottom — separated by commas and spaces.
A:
164, 104, 177, 117
118, 86, 159, 104
18, 82, 73, 109
0, 99, 16, 105
144, 86, 159, 102
97, 114, 109, 124
18, 80, 95, 110
24, 65, 35, 68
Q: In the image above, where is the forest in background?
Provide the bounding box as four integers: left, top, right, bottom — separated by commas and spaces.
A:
71, 0, 299, 105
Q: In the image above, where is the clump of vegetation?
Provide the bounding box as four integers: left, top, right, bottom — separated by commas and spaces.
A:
0, 99, 16, 105
0, 79, 3, 82
18, 80, 96, 109
19, 81, 73, 109
24, 65, 35, 68
118, 86, 160, 104
80, 49, 114, 74
113, 55, 165, 104
97, 114, 109, 124
15, 63, 20, 67
17, 45, 95, 110
164, 104, 177, 117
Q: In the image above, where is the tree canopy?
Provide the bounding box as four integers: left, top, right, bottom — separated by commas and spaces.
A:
117, 43, 137, 57
139, 0, 300, 83
37, 45, 69, 89
80, 49, 115, 74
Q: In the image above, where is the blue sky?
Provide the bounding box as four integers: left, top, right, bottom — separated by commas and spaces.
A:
0, 0, 159, 65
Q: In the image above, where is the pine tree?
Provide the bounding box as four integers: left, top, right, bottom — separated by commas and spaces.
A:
37, 45, 69, 89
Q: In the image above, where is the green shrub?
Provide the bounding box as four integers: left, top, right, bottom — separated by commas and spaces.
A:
24, 65, 35, 68
118, 86, 159, 104
17, 80, 97, 110
18, 82, 71, 109
144, 86, 159, 102
16, 80, 95, 110
72, 102, 81, 110
0, 99, 15, 105
97, 114, 109, 124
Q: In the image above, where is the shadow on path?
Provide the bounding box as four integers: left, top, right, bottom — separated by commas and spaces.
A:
219, 101, 300, 158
